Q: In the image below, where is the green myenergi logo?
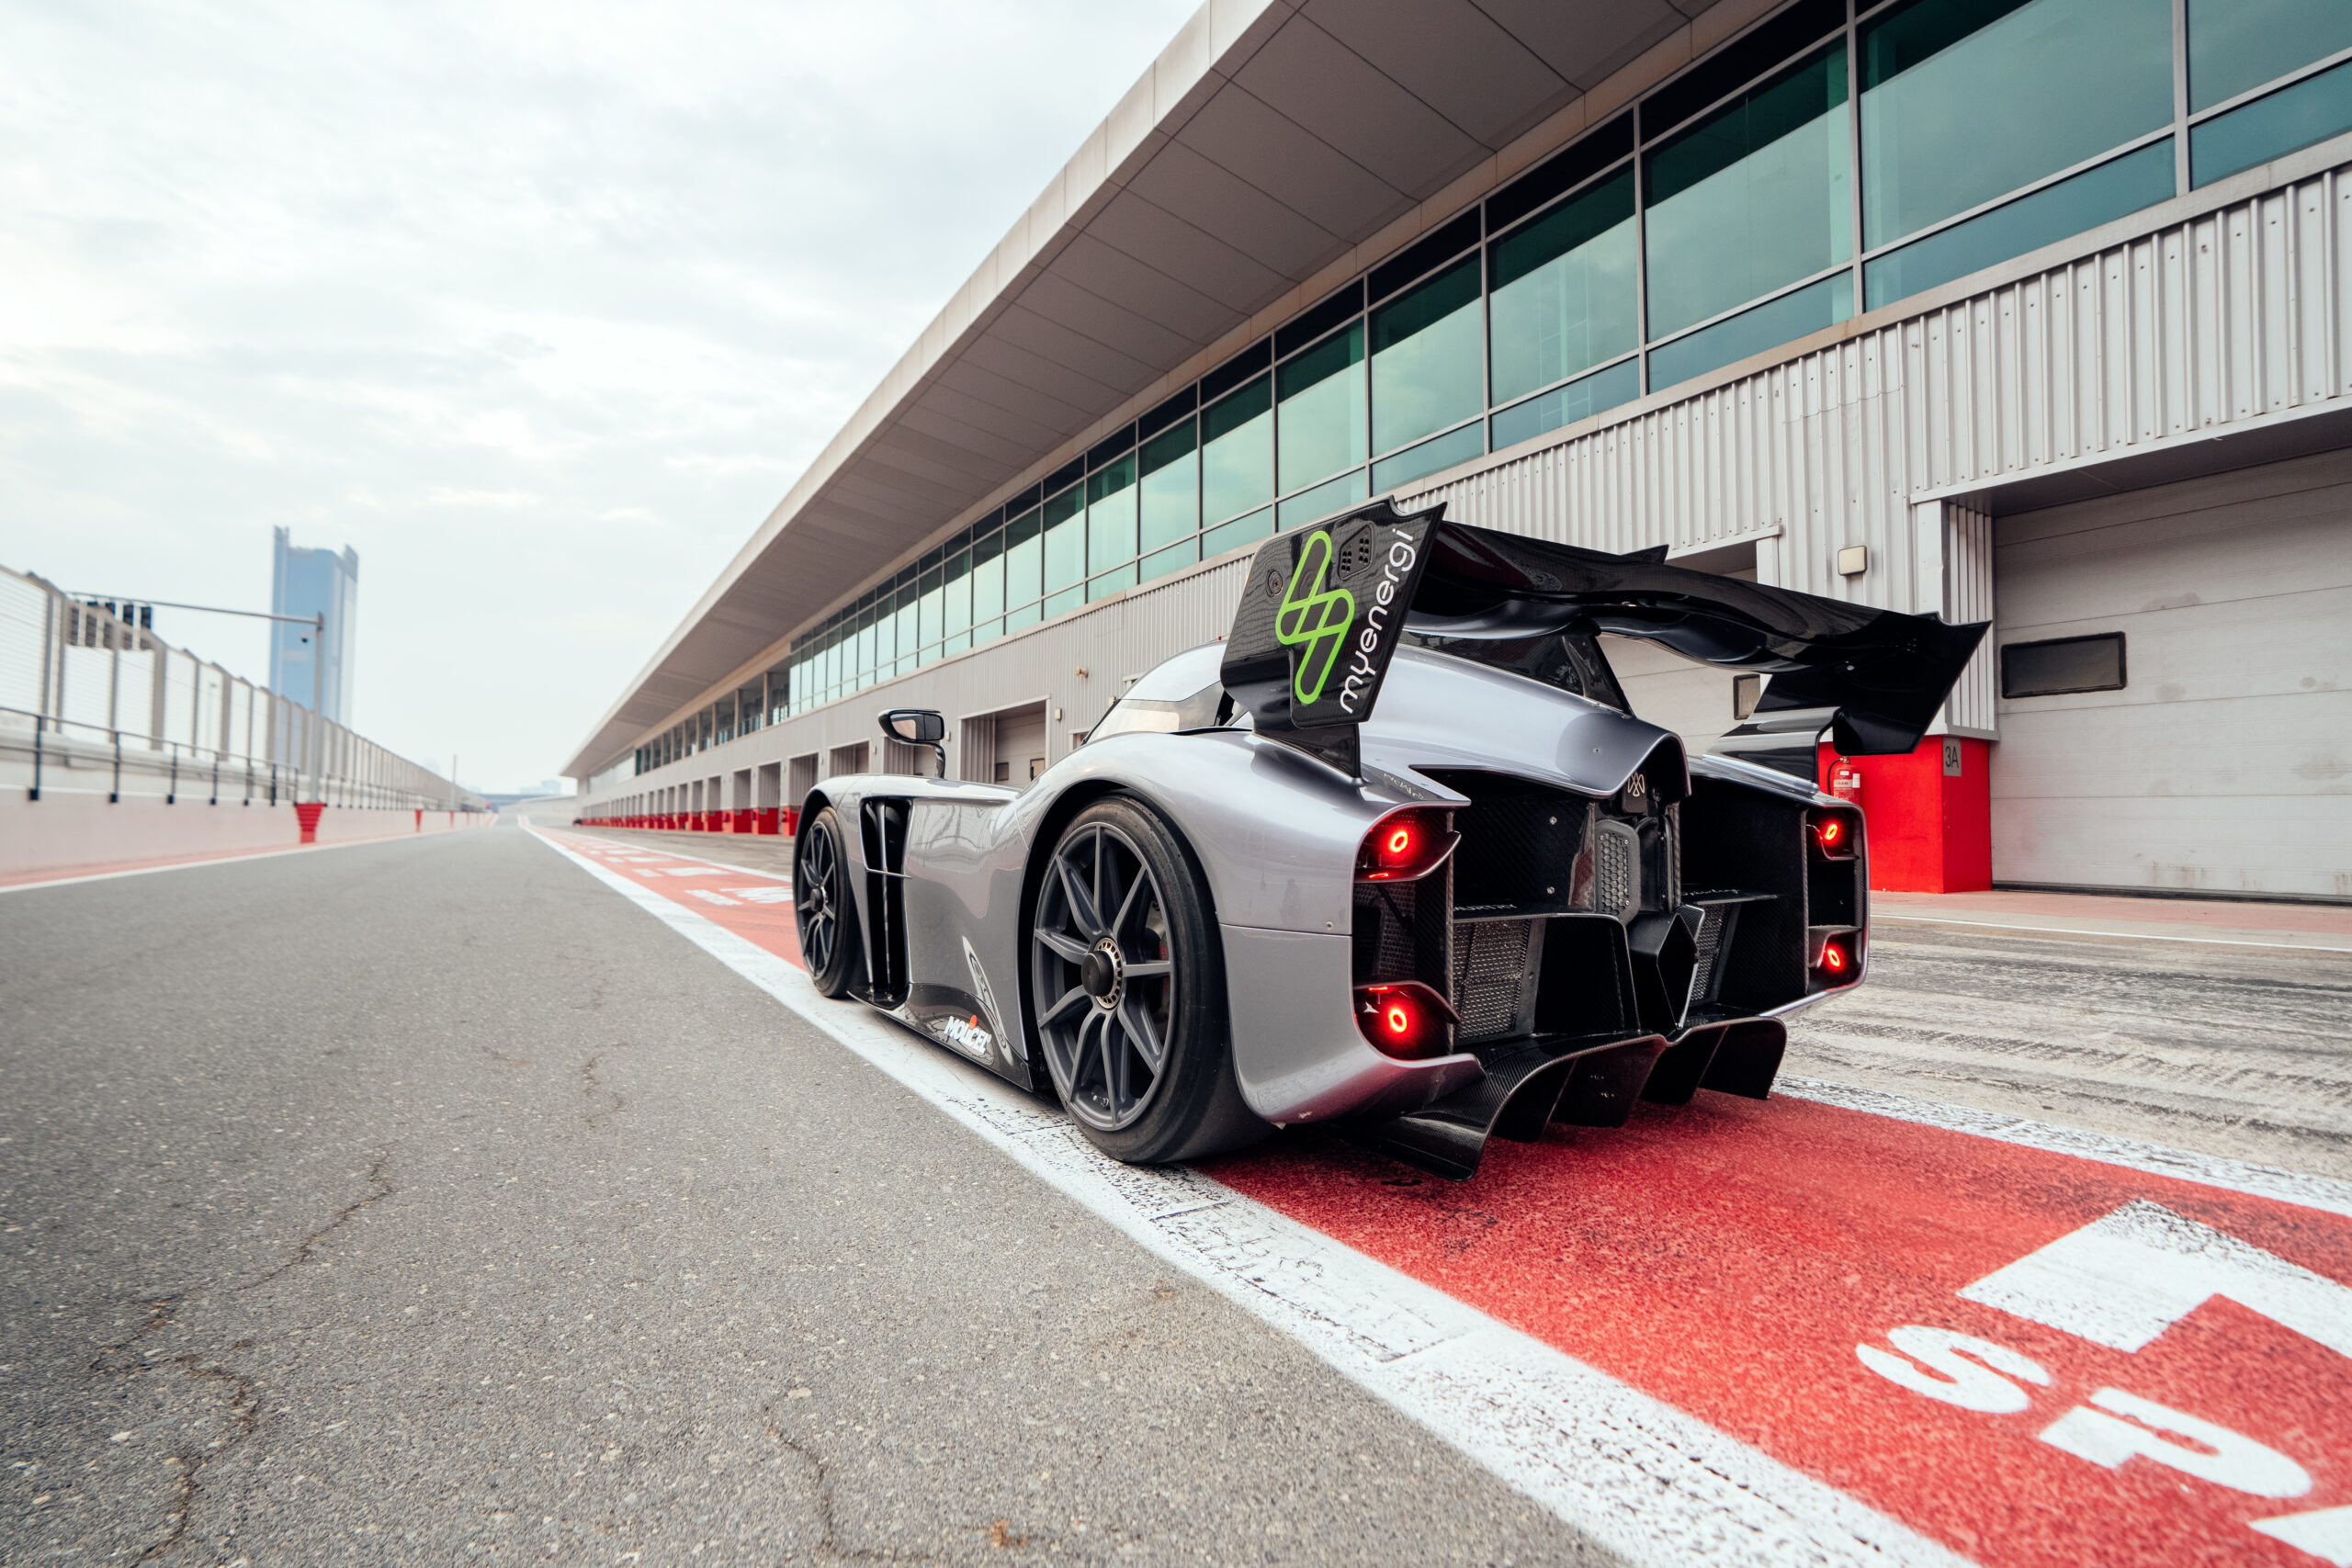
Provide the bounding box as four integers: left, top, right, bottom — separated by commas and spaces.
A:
1273, 529, 1354, 705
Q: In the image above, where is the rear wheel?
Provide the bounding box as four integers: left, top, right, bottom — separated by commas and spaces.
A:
794, 807, 863, 998
1027, 796, 1265, 1164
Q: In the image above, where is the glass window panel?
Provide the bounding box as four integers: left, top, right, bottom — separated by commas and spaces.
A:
1138, 420, 1199, 553
1868, 140, 2172, 307
1487, 171, 1637, 407
1860, 0, 2172, 251
1086, 454, 1137, 578
1490, 359, 1641, 449
1201, 505, 1273, 559
1043, 585, 1082, 620
969, 530, 1003, 646
1042, 485, 1084, 594
1650, 272, 1853, 389
854, 609, 876, 688
1088, 564, 1136, 602
892, 594, 916, 676
1139, 537, 1196, 584
1003, 507, 1042, 609
1276, 468, 1367, 531
1371, 421, 1484, 493
1276, 321, 1366, 493
1004, 599, 1041, 635
1201, 376, 1273, 525
917, 566, 943, 661
1645, 48, 1852, 337
2189, 0, 2352, 112
2193, 59, 2352, 186
1371, 256, 1482, 456
944, 547, 971, 638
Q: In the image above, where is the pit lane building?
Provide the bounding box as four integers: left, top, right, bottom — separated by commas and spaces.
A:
563, 0, 2352, 900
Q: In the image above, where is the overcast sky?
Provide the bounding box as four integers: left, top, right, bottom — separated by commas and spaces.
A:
2, 0, 1196, 792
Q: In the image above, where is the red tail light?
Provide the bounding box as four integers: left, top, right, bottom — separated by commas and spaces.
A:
1356, 809, 1455, 882
1814, 932, 1860, 986
1353, 981, 1453, 1058
1810, 807, 1860, 860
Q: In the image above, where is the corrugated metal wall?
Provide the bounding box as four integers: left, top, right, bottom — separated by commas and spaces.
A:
582, 154, 2352, 815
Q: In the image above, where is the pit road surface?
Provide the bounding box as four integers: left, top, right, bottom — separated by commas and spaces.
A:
6, 822, 2352, 1565
0, 826, 1585, 1565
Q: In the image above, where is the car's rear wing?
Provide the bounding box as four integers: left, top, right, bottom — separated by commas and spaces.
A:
1219, 498, 1987, 777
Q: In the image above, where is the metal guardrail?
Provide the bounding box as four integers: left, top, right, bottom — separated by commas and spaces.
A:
0, 705, 467, 811
1, 563, 480, 810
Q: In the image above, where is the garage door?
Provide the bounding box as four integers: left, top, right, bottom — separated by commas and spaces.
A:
1992, 446, 2352, 899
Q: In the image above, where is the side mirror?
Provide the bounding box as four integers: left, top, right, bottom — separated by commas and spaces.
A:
878, 708, 949, 776
880, 708, 946, 745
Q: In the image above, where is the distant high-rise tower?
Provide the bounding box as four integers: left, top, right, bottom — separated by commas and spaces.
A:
268, 527, 358, 724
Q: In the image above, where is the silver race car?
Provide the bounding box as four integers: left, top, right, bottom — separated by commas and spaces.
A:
793, 501, 1984, 1179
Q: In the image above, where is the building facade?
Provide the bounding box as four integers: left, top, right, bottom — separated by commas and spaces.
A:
566, 0, 2352, 902
268, 525, 358, 726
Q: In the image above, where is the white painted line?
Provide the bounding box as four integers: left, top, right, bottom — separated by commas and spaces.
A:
552, 831, 789, 883
1873, 912, 2352, 954
532, 827, 1970, 1568
1779, 1077, 2352, 1222
0, 829, 467, 897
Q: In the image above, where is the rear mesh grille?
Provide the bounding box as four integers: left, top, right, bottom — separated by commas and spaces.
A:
1590, 821, 1639, 919
1689, 904, 1729, 1002
1450, 919, 1533, 1043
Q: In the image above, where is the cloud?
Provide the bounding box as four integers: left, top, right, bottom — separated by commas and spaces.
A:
0, 0, 1195, 789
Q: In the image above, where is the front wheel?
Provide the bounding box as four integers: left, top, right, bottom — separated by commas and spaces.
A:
794, 807, 864, 998
1027, 796, 1265, 1164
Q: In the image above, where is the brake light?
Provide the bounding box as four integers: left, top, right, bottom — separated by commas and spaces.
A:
1356, 810, 1453, 882
1815, 933, 1860, 986
1353, 981, 1453, 1058
1811, 807, 1860, 860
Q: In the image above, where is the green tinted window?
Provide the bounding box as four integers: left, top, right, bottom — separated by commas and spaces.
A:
1042, 486, 1084, 592
1275, 321, 1365, 493
1201, 506, 1272, 559
1488, 170, 1637, 406
1491, 359, 1640, 449
1371, 421, 1483, 492
891, 593, 916, 675
1861, 0, 2172, 250
1138, 420, 1198, 552
2189, 0, 2352, 111
1200, 377, 1272, 524
1650, 272, 1853, 389
1371, 255, 1482, 455
968, 530, 1004, 638
1086, 455, 1137, 578
1277, 468, 1366, 531
1645, 48, 1852, 336
1003, 508, 1041, 609
1867, 140, 2172, 307
916, 565, 943, 662
2193, 58, 2352, 185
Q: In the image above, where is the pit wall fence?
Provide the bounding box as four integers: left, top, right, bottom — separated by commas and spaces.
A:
0, 564, 489, 880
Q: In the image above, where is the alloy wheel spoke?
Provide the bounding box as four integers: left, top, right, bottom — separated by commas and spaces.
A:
1119, 995, 1166, 1074
1057, 852, 1102, 936
1033, 927, 1091, 965
1100, 1010, 1126, 1112
1122, 958, 1170, 980
1038, 983, 1091, 1027
1110, 870, 1147, 947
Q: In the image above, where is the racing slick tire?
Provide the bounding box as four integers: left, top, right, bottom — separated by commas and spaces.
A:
1028, 795, 1266, 1165
794, 806, 865, 999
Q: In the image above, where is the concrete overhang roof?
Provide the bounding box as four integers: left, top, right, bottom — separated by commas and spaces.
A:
565, 0, 1736, 778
